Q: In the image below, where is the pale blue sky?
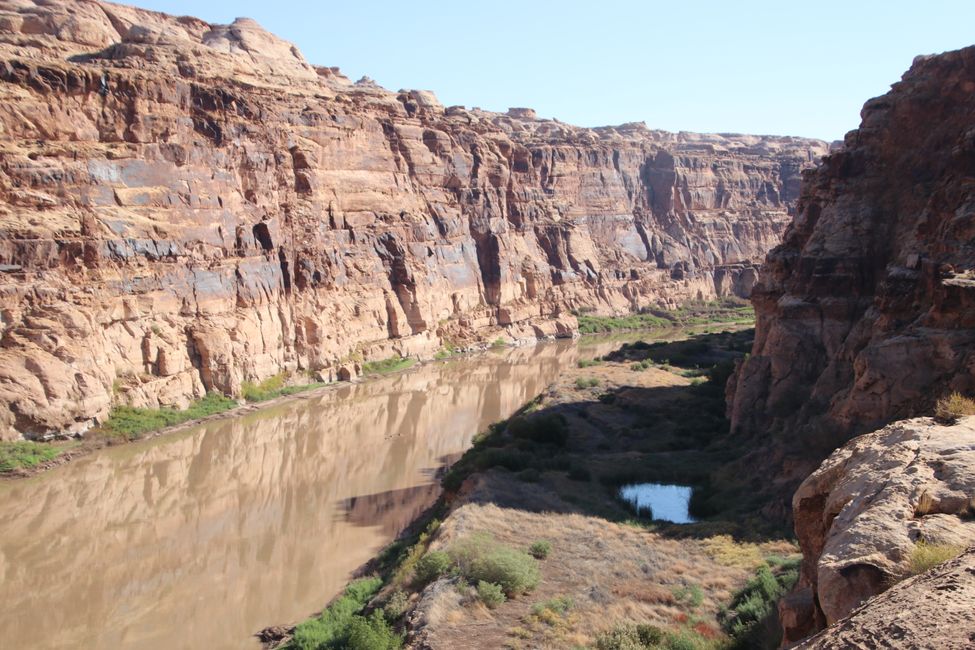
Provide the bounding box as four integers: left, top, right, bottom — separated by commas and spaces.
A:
134, 0, 971, 141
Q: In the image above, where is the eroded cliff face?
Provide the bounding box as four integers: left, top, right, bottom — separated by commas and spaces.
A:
729, 46, 975, 477
0, 0, 827, 440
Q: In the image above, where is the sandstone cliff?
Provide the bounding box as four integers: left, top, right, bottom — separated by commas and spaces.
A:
728, 46, 975, 474
782, 416, 975, 644
0, 0, 827, 439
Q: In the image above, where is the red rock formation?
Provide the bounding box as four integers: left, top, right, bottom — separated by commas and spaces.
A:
783, 416, 975, 644
0, 0, 826, 439
729, 46, 975, 477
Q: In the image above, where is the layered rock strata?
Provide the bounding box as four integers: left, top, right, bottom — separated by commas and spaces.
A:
729, 46, 975, 470
0, 0, 827, 439
781, 416, 975, 644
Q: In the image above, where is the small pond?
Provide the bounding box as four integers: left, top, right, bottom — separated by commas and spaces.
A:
619, 483, 697, 524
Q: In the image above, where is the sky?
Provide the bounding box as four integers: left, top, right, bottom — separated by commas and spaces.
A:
133, 0, 973, 141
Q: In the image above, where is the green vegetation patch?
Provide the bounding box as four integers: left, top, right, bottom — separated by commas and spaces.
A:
0, 440, 63, 472
241, 373, 326, 402
477, 580, 506, 608
577, 297, 754, 334
286, 577, 401, 650
362, 356, 416, 375
448, 533, 541, 596
720, 559, 799, 649
102, 392, 237, 440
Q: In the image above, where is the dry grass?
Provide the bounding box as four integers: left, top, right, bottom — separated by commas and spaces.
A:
908, 540, 964, 576
934, 392, 975, 424
413, 500, 760, 649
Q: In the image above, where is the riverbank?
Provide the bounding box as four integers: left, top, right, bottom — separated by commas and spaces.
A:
271, 326, 798, 650
1, 306, 752, 481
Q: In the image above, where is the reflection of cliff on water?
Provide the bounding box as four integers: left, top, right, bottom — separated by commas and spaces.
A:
0, 339, 584, 650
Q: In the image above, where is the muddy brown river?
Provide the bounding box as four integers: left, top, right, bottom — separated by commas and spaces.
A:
0, 336, 652, 649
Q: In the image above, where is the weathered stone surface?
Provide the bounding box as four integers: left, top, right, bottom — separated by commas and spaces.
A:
729, 47, 975, 477
795, 547, 975, 650
0, 0, 827, 439
783, 417, 975, 644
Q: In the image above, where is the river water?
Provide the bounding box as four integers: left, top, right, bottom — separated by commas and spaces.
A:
0, 336, 644, 649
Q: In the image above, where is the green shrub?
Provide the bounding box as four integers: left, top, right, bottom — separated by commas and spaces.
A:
908, 540, 963, 576
578, 358, 602, 368
721, 562, 798, 647
532, 595, 572, 616
414, 550, 451, 585
528, 540, 552, 559
595, 623, 665, 650
934, 392, 975, 424
287, 577, 383, 650
0, 440, 62, 472
362, 356, 415, 375
574, 377, 600, 389
507, 412, 568, 446
345, 611, 402, 650
102, 392, 237, 439
476, 580, 506, 609
491, 337, 507, 348
672, 583, 704, 609
381, 590, 410, 622
240, 373, 287, 401
449, 534, 540, 596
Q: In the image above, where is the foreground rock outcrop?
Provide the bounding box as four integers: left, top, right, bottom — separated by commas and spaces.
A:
781, 416, 975, 644
795, 547, 975, 650
729, 46, 975, 478
0, 0, 826, 440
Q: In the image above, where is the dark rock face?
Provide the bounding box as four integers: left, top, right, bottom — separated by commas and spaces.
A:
0, 0, 827, 439
729, 46, 975, 478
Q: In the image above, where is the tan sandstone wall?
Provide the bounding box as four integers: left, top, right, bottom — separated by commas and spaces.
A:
0, 0, 827, 439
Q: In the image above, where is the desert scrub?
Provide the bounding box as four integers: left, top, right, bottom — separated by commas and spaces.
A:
672, 583, 704, 610
476, 580, 506, 609
491, 337, 507, 348
413, 550, 451, 585
720, 561, 798, 648
577, 358, 602, 368
362, 356, 415, 375
241, 373, 326, 402
449, 533, 541, 596
934, 392, 975, 424
102, 392, 237, 440
908, 539, 963, 576
528, 540, 552, 559
286, 576, 402, 650
594, 623, 664, 649
380, 589, 410, 622
574, 377, 600, 389
0, 440, 62, 472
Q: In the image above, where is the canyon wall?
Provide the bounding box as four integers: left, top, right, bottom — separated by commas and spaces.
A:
0, 0, 827, 439
729, 46, 975, 476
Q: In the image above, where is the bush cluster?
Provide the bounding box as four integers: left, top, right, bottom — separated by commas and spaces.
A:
528, 540, 552, 559
448, 533, 541, 597
288, 577, 401, 650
